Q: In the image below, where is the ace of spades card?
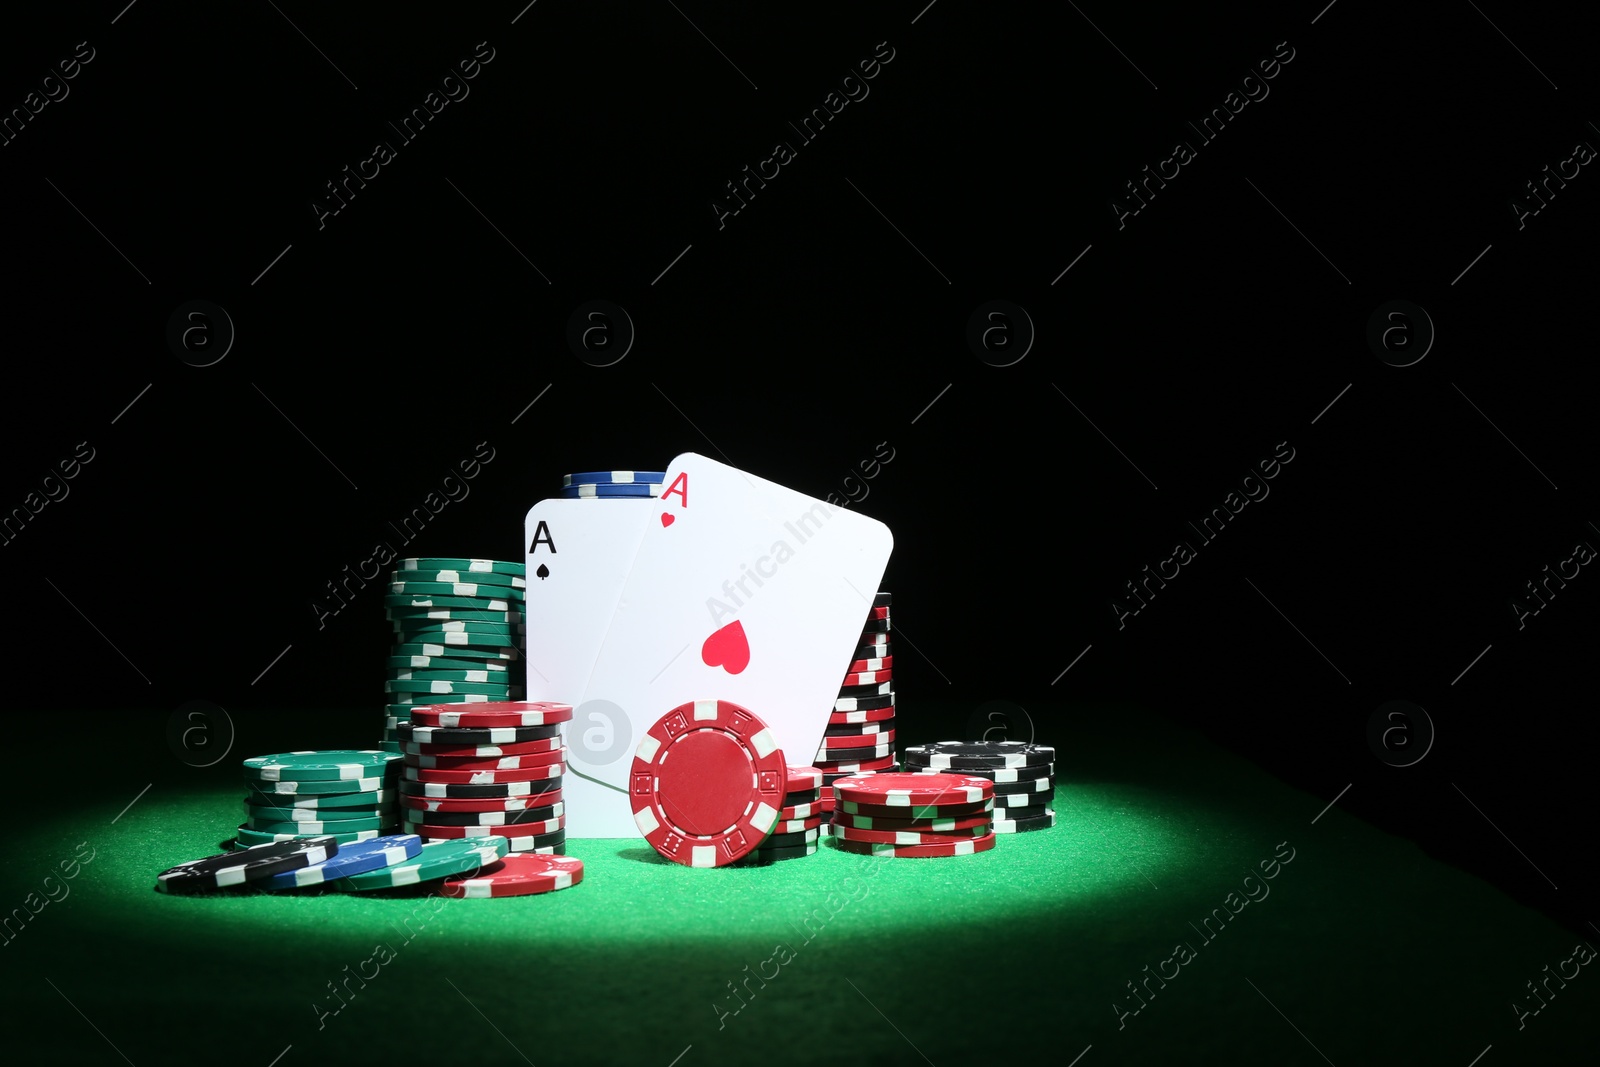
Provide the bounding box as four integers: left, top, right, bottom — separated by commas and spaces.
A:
573, 452, 893, 800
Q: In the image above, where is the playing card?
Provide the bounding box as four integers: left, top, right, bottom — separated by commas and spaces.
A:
575, 452, 893, 803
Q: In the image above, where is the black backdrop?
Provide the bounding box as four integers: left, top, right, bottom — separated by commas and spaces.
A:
3, 3, 1596, 936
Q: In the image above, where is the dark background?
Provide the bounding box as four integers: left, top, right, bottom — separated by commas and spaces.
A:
3, 1, 1595, 939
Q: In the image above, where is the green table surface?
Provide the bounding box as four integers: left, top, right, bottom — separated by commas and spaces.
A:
2, 704, 1592, 1065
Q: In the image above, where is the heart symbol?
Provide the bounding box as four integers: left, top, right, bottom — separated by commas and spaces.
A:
702, 620, 750, 675
661, 513, 675, 528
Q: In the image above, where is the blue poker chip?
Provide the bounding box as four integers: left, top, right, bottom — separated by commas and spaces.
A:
562, 471, 666, 487
557, 483, 661, 499
258, 834, 423, 890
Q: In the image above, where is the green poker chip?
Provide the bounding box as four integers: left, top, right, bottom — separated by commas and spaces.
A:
385, 593, 520, 611
390, 621, 525, 637
242, 750, 402, 782
390, 574, 525, 594
386, 655, 513, 673
235, 826, 391, 847
246, 776, 391, 796
244, 814, 395, 835
394, 631, 523, 650
244, 788, 394, 811
396, 558, 525, 576
333, 837, 510, 891
386, 608, 523, 625
384, 679, 523, 697
390, 643, 519, 661
387, 668, 516, 684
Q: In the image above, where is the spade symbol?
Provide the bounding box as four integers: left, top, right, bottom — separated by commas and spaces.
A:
535, 564, 550, 580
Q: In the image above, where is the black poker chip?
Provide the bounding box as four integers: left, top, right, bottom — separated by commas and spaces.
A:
824, 720, 896, 738
873, 592, 891, 607
762, 827, 821, 849
991, 776, 1057, 795
851, 643, 892, 660
860, 618, 891, 634
902, 741, 1054, 771
155, 836, 339, 894
834, 694, 896, 711
837, 681, 894, 699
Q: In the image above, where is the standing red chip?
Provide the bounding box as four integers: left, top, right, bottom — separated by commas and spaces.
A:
631, 699, 786, 868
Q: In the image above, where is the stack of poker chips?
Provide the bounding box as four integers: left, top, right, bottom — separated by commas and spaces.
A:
904, 742, 1055, 833
397, 702, 571, 855
828, 772, 997, 857
559, 470, 665, 498
816, 591, 896, 813
384, 558, 528, 751
238, 751, 403, 849
736, 765, 826, 864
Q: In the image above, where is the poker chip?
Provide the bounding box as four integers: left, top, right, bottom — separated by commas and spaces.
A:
852, 640, 891, 657
994, 791, 1055, 807
409, 702, 573, 728
824, 720, 894, 737
406, 802, 562, 826
873, 591, 891, 607
440, 852, 585, 898
242, 751, 401, 782
243, 789, 394, 811
630, 699, 786, 868
991, 776, 1056, 795
402, 762, 564, 784
385, 594, 519, 612
815, 729, 895, 750
407, 748, 565, 770
244, 815, 394, 835
839, 798, 994, 820
402, 816, 564, 839
335, 837, 509, 890
815, 754, 897, 774
902, 742, 1055, 770
763, 827, 820, 849
258, 834, 423, 890
399, 629, 522, 649
391, 642, 518, 660
562, 470, 667, 487
833, 810, 993, 833
386, 666, 513, 682
833, 695, 895, 713
741, 842, 818, 863
495, 829, 567, 853
845, 656, 894, 673
860, 617, 891, 633
248, 776, 389, 796
778, 801, 825, 820
399, 777, 563, 799
908, 761, 1054, 783
393, 567, 526, 589
829, 706, 897, 725
831, 833, 997, 858
834, 772, 991, 807
994, 803, 1051, 822
830, 823, 991, 845
398, 722, 561, 745
399, 558, 526, 576
785, 766, 823, 793
558, 483, 662, 498
837, 681, 895, 698
387, 607, 524, 625
235, 826, 387, 847
840, 668, 893, 686
993, 810, 1056, 833
401, 791, 564, 814
389, 580, 525, 598
771, 816, 824, 835
401, 737, 562, 758
864, 605, 890, 621
385, 679, 523, 697
156, 837, 339, 894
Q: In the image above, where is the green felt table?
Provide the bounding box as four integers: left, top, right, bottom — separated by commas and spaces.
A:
2, 703, 1592, 1065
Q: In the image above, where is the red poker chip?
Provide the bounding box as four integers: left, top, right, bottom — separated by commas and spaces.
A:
833, 809, 992, 833
401, 736, 562, 757
403, 762, 564, 784
778, 799, 826, 820
830, 822, 990, 845
409, 701, 573, 728
770, 815, 823, 835
401, 791, 563, 813
440, 853, 584, 898
845, 656, 893, 673
814, 754, 897, 774
828, 706, 897, 725
402, 816, 564, 839
865, 605, 890, 621
831, 832, 997, 858
785, 766, 822, 793
840, 668, 893, 686
840, 798, 993, 820
406, 747, 566, 771
815, 729, 895, 750
832, 772, 991, 807
630, 699, 786, 868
